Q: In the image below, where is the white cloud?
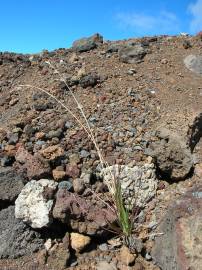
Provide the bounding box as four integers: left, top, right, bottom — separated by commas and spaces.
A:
116, 11, 180, 35
188, 0, 202, 33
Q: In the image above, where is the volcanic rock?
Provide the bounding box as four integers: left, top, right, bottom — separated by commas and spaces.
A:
15, 146, 51, 179
0, 167, 25, 206
148, 128, 193, 180
119, 44, 147, 64
0, 206, 43, 258
152, 184, 202, 270
72, 33, 103, 52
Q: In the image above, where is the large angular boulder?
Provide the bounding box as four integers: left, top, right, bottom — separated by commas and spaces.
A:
72, 33, 103, 52
15, 179, 58, 228
184, 54, 202, 75
102, 163, 157, 208
152, 184, 202, 270
148, 128, 193, 180
119, 44, 147, 64
0, 206, 43, 258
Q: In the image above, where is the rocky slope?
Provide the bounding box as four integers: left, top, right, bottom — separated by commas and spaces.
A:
0, 33, 202, 270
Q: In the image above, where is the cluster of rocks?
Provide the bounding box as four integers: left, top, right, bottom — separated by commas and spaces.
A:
0, 32, 201, 269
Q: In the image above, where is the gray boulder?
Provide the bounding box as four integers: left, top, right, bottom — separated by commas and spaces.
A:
148, 128, 193, 180
79, 74, 100, 88
72, 33, 103, 52
15, 179, 58, 228
0, 206, 43, 258
119, 44, 147, 64
184, 54, 202, 75
0, 167, 24, 205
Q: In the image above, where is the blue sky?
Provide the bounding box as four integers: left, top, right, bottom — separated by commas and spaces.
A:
0, 0, 202, 53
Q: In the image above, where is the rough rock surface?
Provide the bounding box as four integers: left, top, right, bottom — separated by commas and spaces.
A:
184, 54, 202, 75
79, 74, 100, 88
15, 179, 58, 228
102, 163, 157, 208
152, 184, 202, 270
15, 146, 51, 179
46, 243, 70, 270
0, 167, 25, 205
188, 112, 202, 151
53, 189, 116, 235
148, 128, 193, 180
119, 44, 147, 64
72, 33, 103, 52
0, 206, 43, 258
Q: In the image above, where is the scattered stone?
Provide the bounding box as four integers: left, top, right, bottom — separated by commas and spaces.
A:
73, 178, 85, 194
40, 145, 64, 161
58, 181, 73, 191
119, 44, 147, 64
79, 74, 100, 88
69, 153, 80, 164
52, 168, 66, 181
0, 206, 43, 258
80, 172, 92, 185
152, 184, 202, 270
102, 163, 157, 208
70, 232, 91, 252
127, 68, 137, 75
46, 129, 63, 139
80, 149, 90, 158
15, 179, 58, 228
7, 132, 19, 145
0, 155, 14, 166
161, 58, 168, 64
184, 54, 202, 75
66, 164, 80, 178
120, 245, 136, 266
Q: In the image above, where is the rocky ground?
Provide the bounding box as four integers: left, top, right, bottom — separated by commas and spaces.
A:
0, 33, 202, 270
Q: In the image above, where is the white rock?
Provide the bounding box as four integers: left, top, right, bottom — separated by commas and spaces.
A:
15, 179, 58, 228
102, 163, 157, 208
